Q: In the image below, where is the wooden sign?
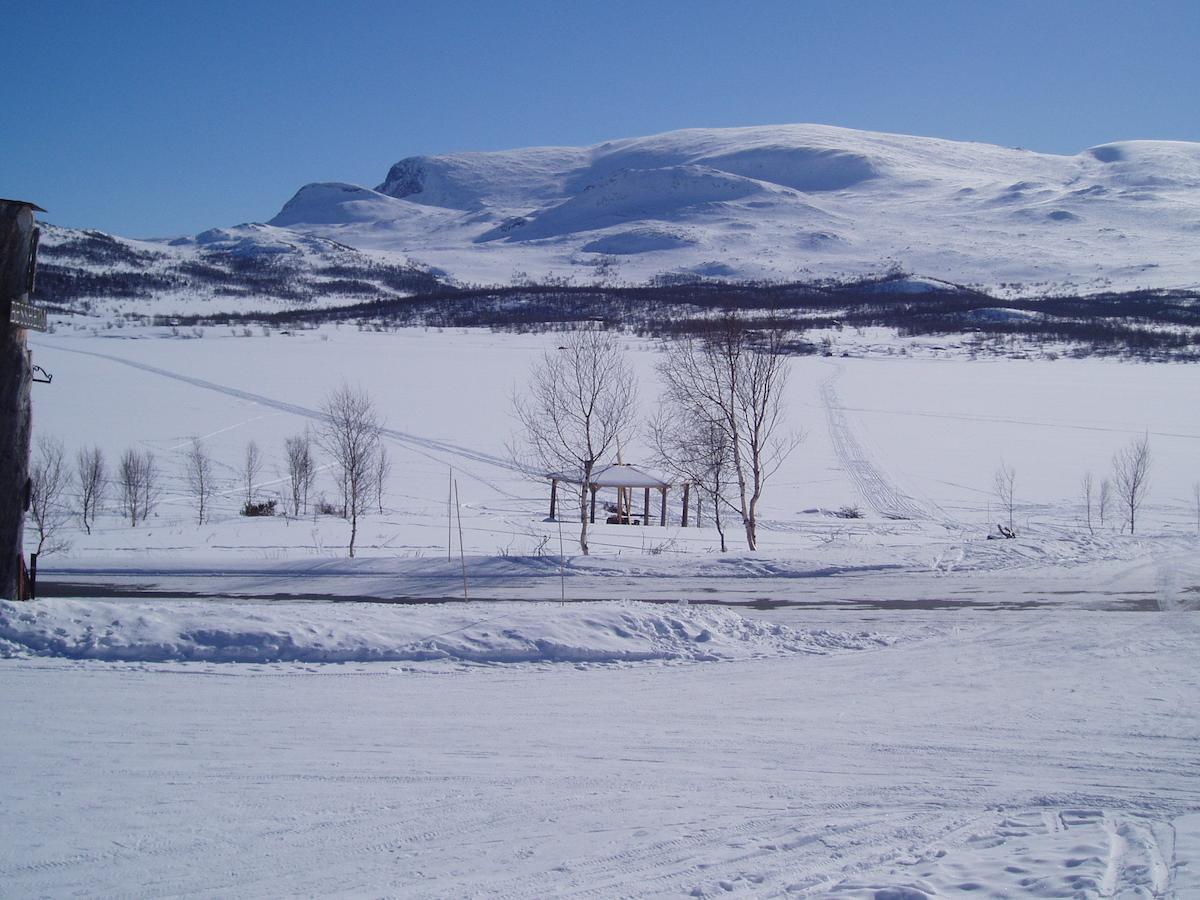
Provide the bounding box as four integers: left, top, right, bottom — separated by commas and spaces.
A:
5, 299, 47, 332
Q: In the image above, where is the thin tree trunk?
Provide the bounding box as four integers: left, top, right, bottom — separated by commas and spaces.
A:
714, 495, 726, 552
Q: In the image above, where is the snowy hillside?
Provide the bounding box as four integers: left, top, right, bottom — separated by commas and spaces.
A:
268, 124, 1200, 292
35, 221, 442, 316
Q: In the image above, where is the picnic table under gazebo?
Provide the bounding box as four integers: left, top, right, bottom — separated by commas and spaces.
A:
547, 463, 696, 527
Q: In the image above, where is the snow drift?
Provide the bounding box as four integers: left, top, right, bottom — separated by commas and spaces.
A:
0, 599, 890, 665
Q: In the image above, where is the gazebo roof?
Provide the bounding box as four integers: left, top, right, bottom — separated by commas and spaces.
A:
552, 463, 672, 489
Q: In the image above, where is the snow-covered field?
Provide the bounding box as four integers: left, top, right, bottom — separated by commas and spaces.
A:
3, 603, 1197, 897
22, 323, 1200, 574
4, 323, 1199, 896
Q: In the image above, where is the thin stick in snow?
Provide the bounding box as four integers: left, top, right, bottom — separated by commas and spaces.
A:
557, 514, 566, 606
448, 467, 453, 563
454, 478, 468, 601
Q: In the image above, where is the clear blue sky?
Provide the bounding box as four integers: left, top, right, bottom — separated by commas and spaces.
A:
5, 0, 1198, 236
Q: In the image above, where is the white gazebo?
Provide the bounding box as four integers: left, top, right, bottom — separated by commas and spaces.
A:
547, 463, 696, 527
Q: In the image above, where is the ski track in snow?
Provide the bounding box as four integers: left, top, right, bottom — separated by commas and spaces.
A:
47, 342, 523, 497
820, 363, 950, 525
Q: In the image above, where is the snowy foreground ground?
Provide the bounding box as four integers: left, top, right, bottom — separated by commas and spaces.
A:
2, 324, 1199, 896
2, 599, 1197, 897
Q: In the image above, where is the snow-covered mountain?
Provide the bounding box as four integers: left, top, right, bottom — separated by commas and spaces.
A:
269, 124, 1200, 293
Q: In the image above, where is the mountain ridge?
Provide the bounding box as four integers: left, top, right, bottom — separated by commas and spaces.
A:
262, 123, 1200, 293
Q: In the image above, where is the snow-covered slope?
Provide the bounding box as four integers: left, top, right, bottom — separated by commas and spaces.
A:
268, 124, 1200, 292
36, 221, 443, 316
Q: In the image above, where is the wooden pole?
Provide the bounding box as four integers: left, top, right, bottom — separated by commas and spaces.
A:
660, 487, 668, 527
682, 483, 691, 527
454, 478, 468, 601
549, 478, 557, 520
643, 487, 650, 526
557, 513, 566, 605
448, 467, 453, 562
0, 201, 38, 602
696, 495, 702, 527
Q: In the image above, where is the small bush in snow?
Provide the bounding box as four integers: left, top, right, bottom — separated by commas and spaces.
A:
241, 499, 277, 517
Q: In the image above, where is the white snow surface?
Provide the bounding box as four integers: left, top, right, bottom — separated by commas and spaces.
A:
264, 123, 1200, 292
6, 323, 1200, 896
0, 598, 886, 664
2, 609, 1196, 897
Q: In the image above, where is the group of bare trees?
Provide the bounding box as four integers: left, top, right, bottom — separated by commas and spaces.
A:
284, 432, 316, 517
119, 448, 159, 527
26, 438, 158, 554
25, 384, 388, 558
513, 314, 798, 555
653, 316, 798, 551
997, 435, 1156, 538
179, 385, 385, 556
1081, 434, 1153, 535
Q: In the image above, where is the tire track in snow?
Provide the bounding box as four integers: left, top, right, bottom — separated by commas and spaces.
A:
820, 362, 950, 524
47, 343, 523, 497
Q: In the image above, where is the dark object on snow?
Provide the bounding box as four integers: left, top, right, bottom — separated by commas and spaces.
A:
834, 505, 864, 519
987, 523, 1017, 540
241, 499, 277, 517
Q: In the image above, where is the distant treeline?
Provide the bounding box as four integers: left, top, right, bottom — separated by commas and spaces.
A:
36, 233, 1200, 361
163, 275, 1200, 362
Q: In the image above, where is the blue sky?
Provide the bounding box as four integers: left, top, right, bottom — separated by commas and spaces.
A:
5, 0, 1198, 236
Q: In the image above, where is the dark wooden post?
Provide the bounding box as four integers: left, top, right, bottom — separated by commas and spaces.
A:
643, 487, 650, 526
548, 478, 558, 520
589, 484, 597, 524
0, 200, 42, 602
659, 487, 668, 527
681, 483, 690, 527
696, 495, 702, 527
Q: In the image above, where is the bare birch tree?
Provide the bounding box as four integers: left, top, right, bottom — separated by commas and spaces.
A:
374, 443, 392, 515
1080, 471, 1094, 535
75, 445, 106, 535
184, 438, 215, 525
118, 448, 159, 526
1112, 434, 1151, 534
29, 435, 72, 555
241, 440, 262, 507
1098, 477, 1112, 529
993, 463, 1016, 534
317, 384, 382, 558
284, 431, 316, 516
656, 314, 797, 550
649, 405, 734, 552
512, 330, 637, 555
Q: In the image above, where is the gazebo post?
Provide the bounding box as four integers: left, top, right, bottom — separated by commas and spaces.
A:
682, 483, 690, 527
589, 484, 597, 524
643, 487, 650, 526
660, 487, 668, 527
549, 478, 557, 520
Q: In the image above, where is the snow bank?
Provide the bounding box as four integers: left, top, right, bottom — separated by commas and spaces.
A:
0, 599, 889, 665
